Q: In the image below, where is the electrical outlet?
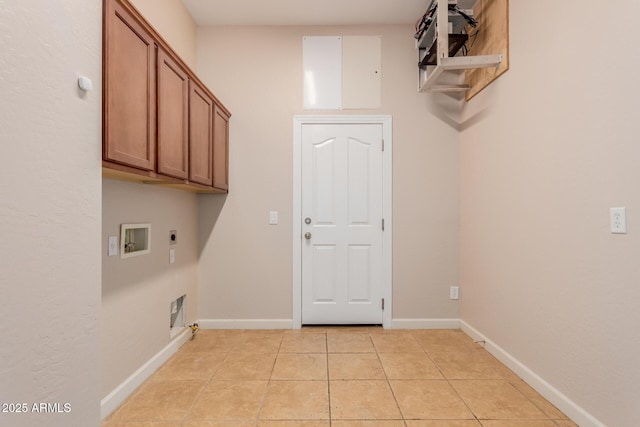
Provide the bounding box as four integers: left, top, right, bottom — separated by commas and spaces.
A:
610, 207, 627, 234
450, 286, 459, 300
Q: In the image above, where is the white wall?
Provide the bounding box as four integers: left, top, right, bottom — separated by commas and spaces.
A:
0, 1, 102, 426
460, 2, 640, 426
101, 0, 199, 404
196, 25, 461, 323
130, 0, 197, 68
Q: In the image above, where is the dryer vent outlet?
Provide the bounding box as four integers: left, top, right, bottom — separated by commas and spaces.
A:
170, 295, 186, 337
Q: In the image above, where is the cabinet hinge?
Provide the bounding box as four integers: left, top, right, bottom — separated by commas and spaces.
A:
381, 298, 385, 310
382, 218, 385, 231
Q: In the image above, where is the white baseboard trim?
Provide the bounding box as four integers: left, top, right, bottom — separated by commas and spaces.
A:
199, 318, 461, 330
460, 320, 606, 427
391, 318, 461, 329
100, 327, 192, 420
198, 319, 293, 329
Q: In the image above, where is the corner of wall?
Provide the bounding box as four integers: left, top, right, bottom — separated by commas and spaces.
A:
460, 321, 607, 427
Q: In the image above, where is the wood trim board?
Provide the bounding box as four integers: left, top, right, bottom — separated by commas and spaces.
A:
464, 0, 509, 100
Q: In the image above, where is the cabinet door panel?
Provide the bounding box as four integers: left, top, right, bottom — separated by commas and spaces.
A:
213, 105, 230, 191
157, 49, 189, 179
189, 82, 213, 186
104, 0, 156, 170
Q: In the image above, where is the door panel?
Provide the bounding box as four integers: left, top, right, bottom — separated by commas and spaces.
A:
302, 123, 383, 325
213, 106, 230, 191
313, 138, 337, 224
313, 245, 338, 302
189, 82, 213, 186
104, 1, 156, 170
157, 49, 189, 179
348, 245, 371, 302
348, 137, 373, 224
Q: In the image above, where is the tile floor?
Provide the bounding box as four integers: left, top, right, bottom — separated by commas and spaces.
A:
103, 327, 579, 427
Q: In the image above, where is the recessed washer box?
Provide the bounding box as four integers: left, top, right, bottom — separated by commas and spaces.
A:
120, 223, 151, 259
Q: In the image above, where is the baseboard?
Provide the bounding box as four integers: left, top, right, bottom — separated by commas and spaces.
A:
100, 327, 192, 420
198, 319, 293, 329
391, 318, 461, 329
199, 319, 461, 330
460, 320, 606, 427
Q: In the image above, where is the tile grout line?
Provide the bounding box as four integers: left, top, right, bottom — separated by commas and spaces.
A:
432, 348, 482, 423
254, 331, 285, 424
413, 331, 485, 424
371, 331, 410, 426
325, 331, 333, 426
179, 334, 235, 424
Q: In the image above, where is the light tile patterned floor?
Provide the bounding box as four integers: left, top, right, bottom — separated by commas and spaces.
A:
103, 328, 579, 427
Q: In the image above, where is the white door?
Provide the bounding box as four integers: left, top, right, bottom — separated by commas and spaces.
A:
301, 123, 384, 324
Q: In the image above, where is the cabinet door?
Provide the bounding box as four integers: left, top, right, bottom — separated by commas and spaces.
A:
189, 81, 214, 186
157, 49, 189, 179
213, 105, 230, 191
104, 0, 156, 170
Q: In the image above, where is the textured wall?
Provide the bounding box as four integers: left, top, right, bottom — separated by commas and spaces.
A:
196, 25, 461, 322
460, 2, 640, 426
0, 0, 102, 425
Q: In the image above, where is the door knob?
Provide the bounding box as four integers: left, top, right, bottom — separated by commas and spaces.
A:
304, 232, 312, 240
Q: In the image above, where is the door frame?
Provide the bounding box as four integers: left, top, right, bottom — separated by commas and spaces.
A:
293, 115, 393, 329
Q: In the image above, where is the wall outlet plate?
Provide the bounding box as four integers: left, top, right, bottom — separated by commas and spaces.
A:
450, 286, 460, 300
610, 207, 627, 234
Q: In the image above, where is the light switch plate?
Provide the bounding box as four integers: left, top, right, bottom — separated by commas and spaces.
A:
108, 236, 118, 256
269, 211, 278, 225
169, 248, 175, 264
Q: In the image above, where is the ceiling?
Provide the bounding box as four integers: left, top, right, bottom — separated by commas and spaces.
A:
181, 0, 430, 26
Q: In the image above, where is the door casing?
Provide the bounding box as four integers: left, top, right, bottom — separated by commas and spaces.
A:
293, 115, 393, 329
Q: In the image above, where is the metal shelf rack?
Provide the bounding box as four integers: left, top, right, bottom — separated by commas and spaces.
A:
417, 0, 503, 93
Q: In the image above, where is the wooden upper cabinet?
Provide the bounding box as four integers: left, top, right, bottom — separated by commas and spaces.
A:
157, 48, 189, 179
189, 81, 214, 187
103, 0, 231, 192
213, 105, 230, 191
104, 0, 156, 171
